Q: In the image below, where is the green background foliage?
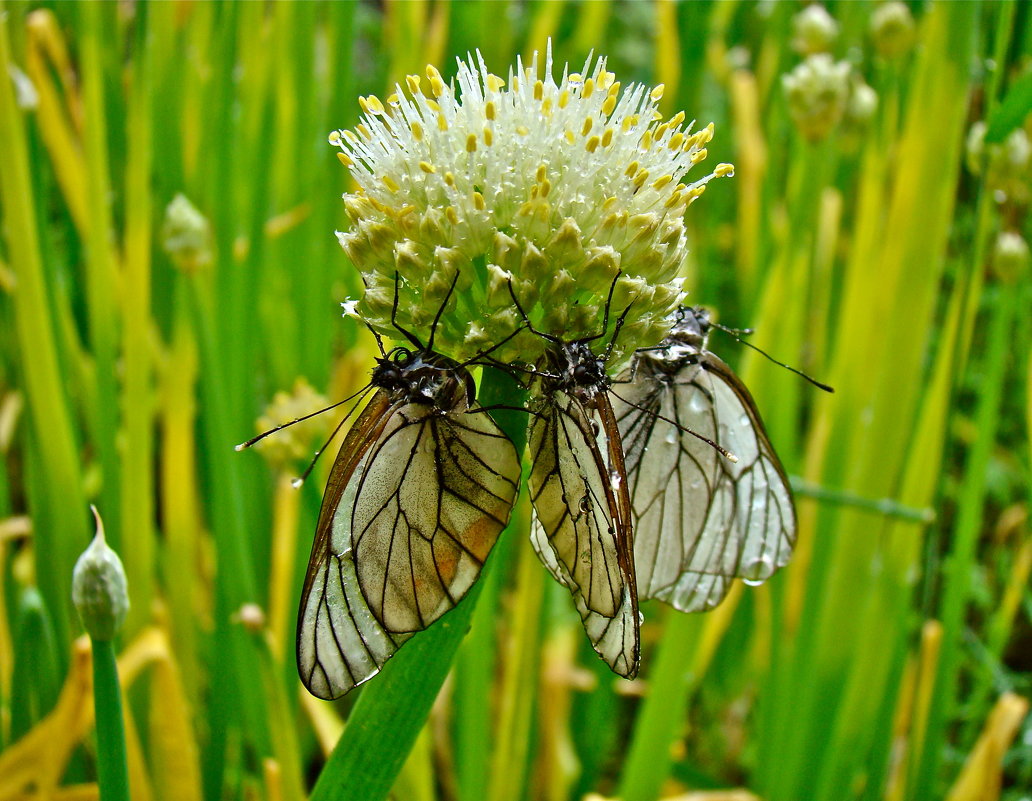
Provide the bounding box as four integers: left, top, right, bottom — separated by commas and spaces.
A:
0, 2, 1029, 800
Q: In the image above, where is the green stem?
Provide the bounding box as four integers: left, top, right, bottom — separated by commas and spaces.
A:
310, 368, 528, 801
91, 638, 130, 801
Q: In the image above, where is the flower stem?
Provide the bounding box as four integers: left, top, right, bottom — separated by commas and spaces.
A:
91, 638, 130, 801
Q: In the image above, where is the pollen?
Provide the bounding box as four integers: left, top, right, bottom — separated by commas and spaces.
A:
382, 175, 400, 192
357, 124, 371, 140
466, 134, 478, 152
486, 74, 505, 92
410, 121, 424, 141
602, 95, 617, 116
601, 128, 614, 147
426, 99, 440, 112
534, 80, 544, 100
445, 206, 458, 224
419, 161, 436, 174
473, 191, 485, 210
485, 101, 496, 120
690, 148, 708, 165
650, 84, 665, 101
652, 175, 673, 190
406, 75, 421, 95
582, 117, 593, 136
633, 169, 650, 189
328, 130, 342, 146
366, 95, 385, 114
337, 152, 353, 166
558, 89, 570, 109
585, 135, 601, 153
438, 113, 448, 131
715, 162, 735, 177
625, 161, 639, 177
536, 165, 547, 182
540, 179, 551, 197
444, 172, 456, 187
668, 132, 684, 150
581, 77, 595, 99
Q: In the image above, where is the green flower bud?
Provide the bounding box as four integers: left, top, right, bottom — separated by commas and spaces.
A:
783, 54, 851, 142
72, 508, 129, 642
792, 5, 839, 55
991, 232, 1030, 285
870, 1, 916, 61
161, 194, 212, 273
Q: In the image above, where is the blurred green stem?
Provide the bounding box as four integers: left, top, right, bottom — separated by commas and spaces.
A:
91, 639, 130, 801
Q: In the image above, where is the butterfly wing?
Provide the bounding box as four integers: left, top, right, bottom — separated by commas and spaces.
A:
297, 391, 521, 699
615, 352, 795, 613
528, 391, 640, 677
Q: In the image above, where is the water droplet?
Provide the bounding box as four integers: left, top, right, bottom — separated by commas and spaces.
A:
741, 556, 773, 585
664, 429, 678, 445
739, 413, 751, 427
579, 495, 592, 513
637, 611, 645, 625
291, 477, 304, 489
610, 471, 623, 490
689, 393, 708, 413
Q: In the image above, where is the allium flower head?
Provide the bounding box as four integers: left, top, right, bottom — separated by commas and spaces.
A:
332, 47, 733, 365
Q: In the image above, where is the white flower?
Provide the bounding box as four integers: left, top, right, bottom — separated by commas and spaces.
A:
331, 46, 733, 364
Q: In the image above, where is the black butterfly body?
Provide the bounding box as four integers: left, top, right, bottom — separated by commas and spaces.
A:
613, 306, 796, 614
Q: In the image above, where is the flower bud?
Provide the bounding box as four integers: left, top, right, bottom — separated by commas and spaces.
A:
870, 2, 916, 61
792, 5, 839, 55
991, 232, 1030, 285
72, 508, 129, 642
162, 194, 212, 273
783, 54, 851, 142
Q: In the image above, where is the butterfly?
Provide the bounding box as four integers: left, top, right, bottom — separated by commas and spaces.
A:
280, 275, 523, 699
507, 277, 642, 679
612, 305, 815, 613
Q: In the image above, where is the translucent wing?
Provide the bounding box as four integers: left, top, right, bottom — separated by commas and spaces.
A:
297, 391, 521, 699
528, 392, 640, 677
615, 352, 795, 613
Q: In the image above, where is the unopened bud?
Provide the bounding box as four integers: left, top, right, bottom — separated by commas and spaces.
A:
792, 5, 839, 55
870, 2, 916, 61
991, 232, 1029, 285
162, 194, 213, 273
72, 507, 129, 641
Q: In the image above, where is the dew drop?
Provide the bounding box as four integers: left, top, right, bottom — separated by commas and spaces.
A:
740, 555, 773, 585
291, 477, 304, 489
664, 429, 678, 445
739, 413, 751, 427
610, 471, 623, 490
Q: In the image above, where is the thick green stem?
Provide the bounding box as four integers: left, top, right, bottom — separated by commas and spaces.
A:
91, 639, 130, 801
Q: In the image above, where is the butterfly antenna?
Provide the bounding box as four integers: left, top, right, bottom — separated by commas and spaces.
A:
234, 385, 371, 451
365, 321, 388, 357
609, 389, 739, 463
391, 271, 424, 349
713, 323, 834, 393
507, 278, 560, 343
289, 392, 370, 488
602, 297, 638, 360
427, 270, 461, 353
457, 323, 528, 369
584, 270, 623, 344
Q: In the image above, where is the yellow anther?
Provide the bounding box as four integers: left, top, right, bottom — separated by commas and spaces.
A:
328, 130, 342, 146
652, 175, 673, 190
568, 72, 582, 84
419, 161, 436, 174
367, 95, 385, 114
650, 84, 665, 101
483, 127, 493, 146
601, 128, 614, 147
602, 95, 617, 116
358, 96, 370, 114
426, 64, 443, 82
519, 200, 534, 216
558, 89, 570, 109
585, 135, 601, 153
608, 81, 621, 97
444, 172, 456, 187
686, 185, 706, 202
438, 113, 448, 131
536, 164, 547, 182
406, 75, 422, 95
603, 196, 618, 210
473, 191, 485, 210
486, 101, 496, 121
510, 76, 520, 92
582, 77, 595, 98
357, 124, 371, 139
668, 132, 684, 150
486, 74, 505, 92
542, 97, 553, 116
655, 122, 670, 140
426, 99, 440, 112
540, 179, 551, 197
386, 93, 399, 106
715, 162, 735, 178
534, 80, 544, 100
530, 184, 539, 199
517, 125, 530, 136
633, 169, 649, 189
665, 189, 684, 208
690, 148, 708, 165
565, 130, 575, 144
343, 130, 359, 143
670, 110, 686, 127
466, 133, 478, 152
446, 206, 458, 224
410, 121, 424, 141
382, 175, 400, 192
430, 77, 446, 98
582, 117, 593, 136
641, 130, 654, 150
652, 110, 663, 121
337, 152, 353, 167
625, 160, 639, 177
398, 205, 416, 218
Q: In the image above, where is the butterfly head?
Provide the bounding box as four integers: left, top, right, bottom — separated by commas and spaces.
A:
543, 340, 611, 397
372, 347, 473, 408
